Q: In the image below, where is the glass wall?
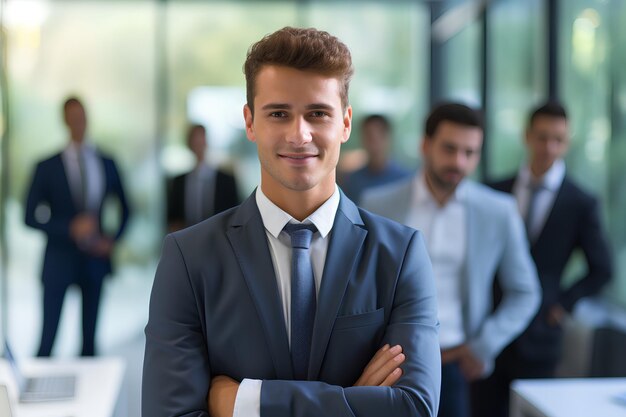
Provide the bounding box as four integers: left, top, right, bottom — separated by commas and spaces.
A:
608, 0, 626, 305
486, 0, 546, 179
559, 0, 624, 303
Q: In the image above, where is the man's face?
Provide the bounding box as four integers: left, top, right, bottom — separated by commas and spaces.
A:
244, 65, 352, 198
64, 102, 87, 143
422, 121, 483, 192
188, 128, 207, 163
525, 115, 569, 175
362, 120, 390, 159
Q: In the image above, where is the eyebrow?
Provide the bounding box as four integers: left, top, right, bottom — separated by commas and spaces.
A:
261, 103, 291, 110
260, 103, 336, 111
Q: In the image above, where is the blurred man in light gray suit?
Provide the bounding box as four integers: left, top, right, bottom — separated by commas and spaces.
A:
361, 103, 541, 417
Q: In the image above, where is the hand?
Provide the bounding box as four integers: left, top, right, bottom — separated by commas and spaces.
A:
441, 344, 484, 381
70, 214, 98, 242
90, 237, 114, 257
208, 375, 239, 417
167, 221, 185, 233
547, 304, 566, 327
354, 344, 405, 387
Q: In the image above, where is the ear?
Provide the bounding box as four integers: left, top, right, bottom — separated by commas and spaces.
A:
421, 136, 429, 156
341, 106, 352, 144
243, 104, 256, 142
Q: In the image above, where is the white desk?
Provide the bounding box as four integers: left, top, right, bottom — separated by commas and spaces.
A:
511, 378, 626, 417
0, 357, 125, 417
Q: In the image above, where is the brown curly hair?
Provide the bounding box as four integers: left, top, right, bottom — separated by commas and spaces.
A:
244, 27, 354, 117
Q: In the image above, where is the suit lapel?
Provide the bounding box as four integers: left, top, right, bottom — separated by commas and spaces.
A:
391, 179, 414, 223
54, 154, 79, 214
226, 195, 294, 379
461, 184, 479, 332
308, 194, 367, 379
531, 178, 567, 248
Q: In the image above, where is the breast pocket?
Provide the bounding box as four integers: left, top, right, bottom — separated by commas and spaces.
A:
320, 308, 385, 386
333, 308, 385, 331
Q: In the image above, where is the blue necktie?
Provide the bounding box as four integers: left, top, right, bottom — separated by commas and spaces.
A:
525, 182, 544, 240
283, 222, 317, 380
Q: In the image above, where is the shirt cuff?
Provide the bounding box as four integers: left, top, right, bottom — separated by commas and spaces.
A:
233, 378, 262, 417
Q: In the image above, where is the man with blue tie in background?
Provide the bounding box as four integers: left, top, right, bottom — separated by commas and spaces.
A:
25, 96, 130, 357
143, 27, 441, 417
471, 101, 613, 417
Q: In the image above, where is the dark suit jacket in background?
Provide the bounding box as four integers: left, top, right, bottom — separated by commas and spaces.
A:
166, 168, 239, 228
490, 175, 612, 363
143, 191, 441, 417
25, 151, 130, 285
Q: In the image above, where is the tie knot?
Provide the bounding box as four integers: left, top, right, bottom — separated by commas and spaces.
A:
283, 223, 317, 250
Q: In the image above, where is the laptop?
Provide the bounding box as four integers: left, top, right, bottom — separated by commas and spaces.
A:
0, 384, 13, 417
3, 342, 76, 403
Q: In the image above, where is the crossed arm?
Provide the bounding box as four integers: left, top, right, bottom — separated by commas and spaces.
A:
209, 344, 407, 417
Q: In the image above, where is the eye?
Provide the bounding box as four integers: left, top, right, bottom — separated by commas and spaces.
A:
310, 111, 329, 118
443, 144, 456, 154
269, 111, 287, 118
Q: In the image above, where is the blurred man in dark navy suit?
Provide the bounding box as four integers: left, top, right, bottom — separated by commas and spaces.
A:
25, 97, 130, 356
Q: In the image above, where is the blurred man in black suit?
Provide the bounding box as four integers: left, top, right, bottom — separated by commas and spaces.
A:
167, 124, 240, 231
472, 101, 613, 417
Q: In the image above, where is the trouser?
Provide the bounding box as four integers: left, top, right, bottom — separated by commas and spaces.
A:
439, 362, 470, 417
470, 345, 557, 417
37, 267, 105, 357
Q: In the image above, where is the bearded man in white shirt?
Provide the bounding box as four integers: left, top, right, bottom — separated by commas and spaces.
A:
361, 102, 541, 417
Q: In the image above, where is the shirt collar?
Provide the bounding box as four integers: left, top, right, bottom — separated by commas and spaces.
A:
191, 163, 214, 178
518, 159, 565, 191
414, 171, 467, 206
255, 185, 340, 239
64, 140, 94, 156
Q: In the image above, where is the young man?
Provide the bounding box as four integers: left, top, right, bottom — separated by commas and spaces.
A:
166, 124, 240, 232
340, 114, 411, 204
361, 103, 540, 417
25, 97, 130, 356
472, 101, 613, 417
142, 27, 440, 417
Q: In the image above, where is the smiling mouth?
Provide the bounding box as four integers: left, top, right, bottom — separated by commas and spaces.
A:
280, 154, 318, 159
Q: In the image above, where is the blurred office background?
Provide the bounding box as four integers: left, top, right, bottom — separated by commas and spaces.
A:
1, 0, 626, 415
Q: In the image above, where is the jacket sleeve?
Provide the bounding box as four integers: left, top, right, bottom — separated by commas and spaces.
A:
24, 162, 73, 240
260, 231, 441, 417
142, 235, 211, 417
106, 158, 130, 241
560, 196, 613, 311
467, 199, 541, 373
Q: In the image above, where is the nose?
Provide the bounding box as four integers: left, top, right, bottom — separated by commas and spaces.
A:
453, 151, 467, 169
546, 138, 560, 155
287, 117, 313, 146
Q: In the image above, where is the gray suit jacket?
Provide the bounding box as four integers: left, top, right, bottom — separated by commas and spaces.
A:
143, 190, 441, 416
361, 176, 541, 375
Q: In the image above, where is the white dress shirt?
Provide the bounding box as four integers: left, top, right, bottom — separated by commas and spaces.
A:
405, 174, 467, 349
184, 163, 216, 225
62, 141, 104, 213
232, 185, 340, 417
513, 159, 565, 241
